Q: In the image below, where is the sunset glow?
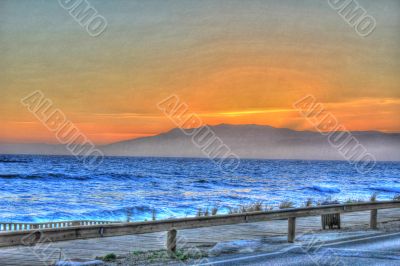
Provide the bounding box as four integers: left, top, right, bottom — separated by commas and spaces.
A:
1, 0, 399, 145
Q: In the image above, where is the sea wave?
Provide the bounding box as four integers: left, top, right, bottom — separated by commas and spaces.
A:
308, 185, 341, 193
0, 173, 89, 180
1, 154, 399, 222
0, 159, 27, 163
370, 186, 400, 193
0, 172, 158, 181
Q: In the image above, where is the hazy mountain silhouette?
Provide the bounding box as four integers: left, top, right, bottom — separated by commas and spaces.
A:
102, 124, 400, 161
1, 124, 399, 161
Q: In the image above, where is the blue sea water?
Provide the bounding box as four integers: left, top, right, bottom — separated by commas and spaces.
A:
0, 154, 399, 223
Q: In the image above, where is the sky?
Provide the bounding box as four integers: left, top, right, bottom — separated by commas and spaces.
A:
0, 0, 399, 144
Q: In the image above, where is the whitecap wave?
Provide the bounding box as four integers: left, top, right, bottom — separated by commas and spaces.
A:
309, 185, 340, 193
370, 186, 400, 193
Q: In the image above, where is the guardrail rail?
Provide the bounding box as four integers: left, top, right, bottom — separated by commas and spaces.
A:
0, 200, 399, 253
0, 220, 118, 232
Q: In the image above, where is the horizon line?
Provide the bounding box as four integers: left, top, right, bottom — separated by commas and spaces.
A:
1, 123, 399, 146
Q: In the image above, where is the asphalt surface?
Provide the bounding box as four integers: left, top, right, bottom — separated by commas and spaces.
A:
200, 232, 400, 266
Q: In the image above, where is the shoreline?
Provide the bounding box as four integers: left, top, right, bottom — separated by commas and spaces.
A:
2, 194, 400, 224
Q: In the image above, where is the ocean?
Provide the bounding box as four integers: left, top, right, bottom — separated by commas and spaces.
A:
0, 154, 399, 223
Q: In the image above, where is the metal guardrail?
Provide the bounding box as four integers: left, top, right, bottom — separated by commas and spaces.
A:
0, 220, 119, 232
0, 201, 399, 249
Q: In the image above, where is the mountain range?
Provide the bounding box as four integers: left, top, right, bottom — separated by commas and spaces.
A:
1, 124, 399, 161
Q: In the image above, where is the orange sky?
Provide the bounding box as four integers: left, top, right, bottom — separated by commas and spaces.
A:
1, 0, 399, 144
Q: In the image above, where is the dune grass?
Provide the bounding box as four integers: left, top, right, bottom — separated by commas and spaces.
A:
370, 192, 378, 202
304, 198, 313, 207
101, 253, 117, 262
131, 193, 392, 222
227, 202, 266, 214
99, 249, 208, 264
279, 200, 294, 209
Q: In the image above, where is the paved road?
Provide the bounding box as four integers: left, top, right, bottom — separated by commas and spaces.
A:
201, 232, 400, 266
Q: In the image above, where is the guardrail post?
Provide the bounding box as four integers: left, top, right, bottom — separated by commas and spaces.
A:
167, 229, 177, 254
288, 217, 296, 243
370, 209, 378, 229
